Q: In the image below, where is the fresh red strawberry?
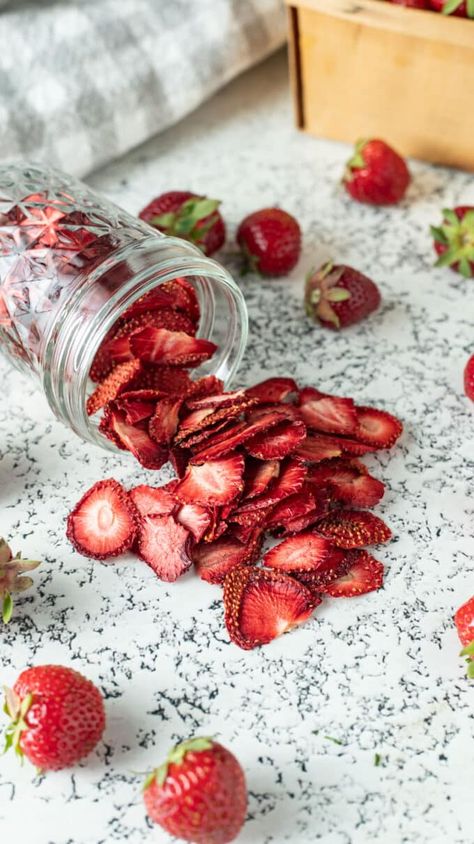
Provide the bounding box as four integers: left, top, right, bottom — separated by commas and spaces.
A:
298, 387, 358, 435
224, 565, 319, 649
130, 327, 217, 367
139, 192, 226, 256
454, 596, 474, 678
316, 509, 392, 548
323, 549, 384, 596
176, 503, 213, 543
454, 596, 474, 647
129, 485, 177, 517
149, 397, 183, 445
67, 479, 138, 559
263, 531, 343, 574
343, 138, 410, 205
305, 262, 381, 329
193, 532, 262, 584
87, 359, 142, 416
431, 206, 474, 278
243, 458, 281, 499
3, 665, 105, 770
355, 406, 403, 448
0, 537, 41, 625
464, 354, 474, 401
99, 404, 168, 469
143, 737, 247, 843
138, 514, 192, 581
244, 419, 307, 460
175, 454, 245, 506
245, 377, 298, 403
429, 0, 474, 17
390, 0, 429, 7
236, 208, 301, 276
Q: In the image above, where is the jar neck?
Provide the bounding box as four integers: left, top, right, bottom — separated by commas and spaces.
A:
42, 235, 248, 448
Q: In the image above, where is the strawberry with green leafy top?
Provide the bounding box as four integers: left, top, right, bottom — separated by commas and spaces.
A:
454, 596, 474, 679
431, 206, 474, 278
343, 139, 410, 205
305, 262, 381, 329
139, 191, 225, 256
3, 665, 105, 770
143, 737, 247, 843
0, 537, 40, 624
429, 0, 474, 17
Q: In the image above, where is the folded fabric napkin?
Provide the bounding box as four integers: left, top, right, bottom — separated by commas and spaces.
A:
0, 0, 286, 176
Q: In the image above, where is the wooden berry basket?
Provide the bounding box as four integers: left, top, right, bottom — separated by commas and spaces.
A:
286, 0, 474, 170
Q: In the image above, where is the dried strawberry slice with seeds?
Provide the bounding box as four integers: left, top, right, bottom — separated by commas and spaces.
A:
149, 397, 183, 445
137, 514, 192, 582
306, 458, 385, 507
355, 406, 403, 449
104, 309, 198, 366
322, 549, 384, 597
298, 387, 358, 436
316, 509, 392, 548
87, 359, 142, 416
174, 407, 216, 443
193, 531, 263, 584
263, 531, 342, 574
186, 389, 249, 411
160, 277, 200, 323
223, 565, 319, 650
234, 457, 306, 514
192, 411, 287, 463
243, 459, 281, 500
246, 403, 302, 424
99, 404, 168, 470
174, 453, 245, 506
245, 377, 298, 404
185, 375, 224, 400
297, 432, 375, 461
178, 418, 237, 450
175, 503, 213, 543
129, 485, 177, 518
128, 366, 194, 395
169, 445, 191, 478
244, 419, 307, 460
66, 479, 138, 560
119, 286, 179, 320
130, 327, 217, 367
114, 390, 163, 425
264, 487, 316, 531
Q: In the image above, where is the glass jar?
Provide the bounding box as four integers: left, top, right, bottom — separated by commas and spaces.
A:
0, 163, 248, 450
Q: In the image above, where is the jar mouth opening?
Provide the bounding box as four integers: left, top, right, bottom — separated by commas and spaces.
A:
44, 237, 248, 449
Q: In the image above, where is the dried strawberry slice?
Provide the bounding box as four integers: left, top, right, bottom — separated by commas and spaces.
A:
119, 286, 178, 320
185, 375, 224, 399
129, 484, 177, 517
355, 406, 403, 449
245, 419, 307, 460
182, 401, 255, 445
298, 387, 358, 436
128, 366, 193, 395
265, 487, 316, 530
174, 407, 216, 443
306, 458, 384, 507
192, 411, 286, 462
99, 404, 168, 470
114, 390, 163, 425
138, 514, 192, 582
297, 433, 375, 461
316, 509, 392, 548
186, 389, 249, 411
230, 520, 266, 544
169, 446, 191, 478
66, 479, 138, 560
223, 565, 319, 650
245, 377, 298, 404
130, 327, 217, 367
243, 459, 280, 499
323, 549, 384, 597
86, 359, 142, 416
174, 453, 245, 506
179, 418, 236, 450
149, 397, 183, 445
161, 277, 200, 322
263, 531, 343, 574
234, 457, 306, 514
175, 503, 212, 543
193, 531, 263, 584
246, 403, 302, 424
104, 309, 198, 366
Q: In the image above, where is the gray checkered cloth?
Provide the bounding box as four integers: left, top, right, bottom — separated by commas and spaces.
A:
0, 0, 286, 177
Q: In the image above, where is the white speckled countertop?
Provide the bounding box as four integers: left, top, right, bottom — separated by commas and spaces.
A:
1, 51, 473, 844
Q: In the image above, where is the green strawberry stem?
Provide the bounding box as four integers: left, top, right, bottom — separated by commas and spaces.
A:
460, 640, 474, 679
151, 197, 220, 245
3, 689, 33, 760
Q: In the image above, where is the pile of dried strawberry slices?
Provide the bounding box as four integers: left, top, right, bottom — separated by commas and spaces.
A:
67, 277, 402, 650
